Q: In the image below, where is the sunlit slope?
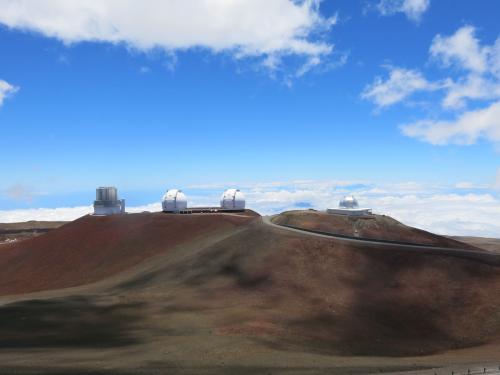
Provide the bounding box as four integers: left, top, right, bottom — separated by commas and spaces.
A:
272, 210, 478, 249
0, 211, 259, 295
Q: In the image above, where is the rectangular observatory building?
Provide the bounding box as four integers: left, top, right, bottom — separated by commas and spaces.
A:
93, 187, 126, 215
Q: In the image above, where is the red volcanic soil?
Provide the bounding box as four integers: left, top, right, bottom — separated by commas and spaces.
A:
272, 210, 478, 249
1, 209, 500, 371
150, 223, 500, 357
0, 211, 259, 296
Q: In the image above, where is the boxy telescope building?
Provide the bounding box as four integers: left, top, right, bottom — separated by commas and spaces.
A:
93, 187, 126, 216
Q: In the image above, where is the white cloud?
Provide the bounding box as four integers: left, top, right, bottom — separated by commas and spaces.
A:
491, 38, 500, 78
455, 181, 487, 190
362, 28, 500, 109
0, 206, 93, 223
495, 169, 500, 190
3, 179, 500, 237
401, 100, 500, 145
361, 67, 442, 108
364, 25, 500, 146
429, 26, 500, 110
0, 202, 163, 223
430, 26, 489, 73
0, 79, 18, 107
367, 192, 500, 238
295, 56, 322, 77
375, 0, 430, 21
0, 0, 336, 73
442, 74, 500, 109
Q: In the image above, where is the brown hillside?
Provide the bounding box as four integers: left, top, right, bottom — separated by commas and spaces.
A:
272, 210, 478, 249
111, 222, 500, 357
0, 213, 500, 373
452, 236, 500, 253
0, 211, 259, 295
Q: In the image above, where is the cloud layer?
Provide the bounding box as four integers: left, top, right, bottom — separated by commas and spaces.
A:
0, 0, 336, 72
1, 180, 500, 238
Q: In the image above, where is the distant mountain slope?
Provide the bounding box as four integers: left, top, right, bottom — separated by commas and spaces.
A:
0, 221, 66, 243
272, 210, 478, 249
451, 236, 500, 253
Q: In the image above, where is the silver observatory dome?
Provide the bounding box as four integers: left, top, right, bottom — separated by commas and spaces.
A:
339, 195, 359, 209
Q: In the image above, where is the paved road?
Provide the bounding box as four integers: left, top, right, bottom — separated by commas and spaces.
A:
262, 216, 500, 266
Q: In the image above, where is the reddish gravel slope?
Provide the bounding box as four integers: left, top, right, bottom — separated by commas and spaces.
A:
1, 210, 500, 370
272, 210, 478, 249
0, 211, 259, 295
147, 223, 500, 357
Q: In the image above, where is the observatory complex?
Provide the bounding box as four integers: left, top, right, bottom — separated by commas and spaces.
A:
327, 195, 372, 216
93, 187, 126, 216
161, 188, 246, 214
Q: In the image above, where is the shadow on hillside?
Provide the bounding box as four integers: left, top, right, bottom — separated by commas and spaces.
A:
254, 244, 497, 357
0, 296, 144, 348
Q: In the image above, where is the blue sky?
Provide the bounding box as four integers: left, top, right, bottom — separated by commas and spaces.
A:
0, 0, 500, 236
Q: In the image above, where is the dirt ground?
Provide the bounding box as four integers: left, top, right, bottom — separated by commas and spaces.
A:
0, 211, 499, 374
272, 210, 478, 249
452, 236, 500, 253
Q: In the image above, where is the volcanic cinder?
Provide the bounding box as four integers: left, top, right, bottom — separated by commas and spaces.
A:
0, 210, 499, 374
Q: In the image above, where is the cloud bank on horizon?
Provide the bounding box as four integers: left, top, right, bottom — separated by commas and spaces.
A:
1, 180, 500, 238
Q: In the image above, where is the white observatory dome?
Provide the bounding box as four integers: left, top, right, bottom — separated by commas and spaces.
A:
339, 195, 359, 209
162, 189, 188, 212
220, 189, 245, 210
